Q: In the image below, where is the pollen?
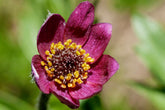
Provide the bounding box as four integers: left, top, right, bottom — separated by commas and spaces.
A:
84, 53, 89, 57
76, 51, 81, 56
82, 72, 88, 79
80, 49, 86, 55
61, 84, 66, 88
77, 78, 83, 84
74, 71, 79, 78
41, 39, 95, 89
50, 43, 54, 49
68, 83, 73, 88
50, 68, 55, 72
60, 75, 64, 80
76, 45, 82, 49
41, 61, 45, 66
54, 78, 62, 84
65, 74, 72, 81
45, 50, 50, 55
51, 49, 55, 54
48, 61, 52, 67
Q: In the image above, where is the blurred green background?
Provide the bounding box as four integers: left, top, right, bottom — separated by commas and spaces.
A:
0, 0, 165, 110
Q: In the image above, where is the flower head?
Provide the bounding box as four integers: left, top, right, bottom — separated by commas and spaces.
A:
31, 1, 119, 109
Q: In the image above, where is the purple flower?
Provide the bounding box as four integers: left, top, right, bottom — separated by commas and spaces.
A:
31, 1, 119, 109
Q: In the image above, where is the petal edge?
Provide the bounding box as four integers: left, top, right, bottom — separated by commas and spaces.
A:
88, 55, 119, 85
37, 14, 65, 60
83, 23, 112, 62
64, 1, 94, 45
31, 55, 51, 94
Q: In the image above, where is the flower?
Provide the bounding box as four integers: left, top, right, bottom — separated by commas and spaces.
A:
31, 1, 119, 109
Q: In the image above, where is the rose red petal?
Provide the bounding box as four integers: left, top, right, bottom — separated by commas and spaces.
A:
83, 23, 112, 62
37, 14, 65, 60
88, 55, 119, 85
31, 55, 51, 94
64, 1, 94, 45
50, 82, 79, 109
69, 81, 102, 100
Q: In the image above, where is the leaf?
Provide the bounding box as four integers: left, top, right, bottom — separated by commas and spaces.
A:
131, 14, 165, 85
17, 5, 41, 62
132, 82, 165, 110
0, 90, 34, 110
0, 104, 10, 110
113, 0, 156, 13
80, 95, 103, 110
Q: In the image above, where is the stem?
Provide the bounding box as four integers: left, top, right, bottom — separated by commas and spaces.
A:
38, 92, 51, 110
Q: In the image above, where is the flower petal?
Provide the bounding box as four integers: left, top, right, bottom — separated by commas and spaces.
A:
31, 55, 51, 94
50, 82, 79, 109
83, 23, 112, 62
69, 81, 102, 100
88, 55, 119, 85
64, 1, 94, 45
37, 14, 65, 60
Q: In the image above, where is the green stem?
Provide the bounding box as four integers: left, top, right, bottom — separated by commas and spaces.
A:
38, 92, 51, 110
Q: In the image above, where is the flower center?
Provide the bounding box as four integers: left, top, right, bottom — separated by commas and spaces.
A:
40, 39, 94, 89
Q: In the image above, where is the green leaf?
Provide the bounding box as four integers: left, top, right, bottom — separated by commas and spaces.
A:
18, 1, 43, 62
132, 82, 165, 110
46, 0, 75, 20
0, 104, 10, 110
131, 14, 165, 85
0, 90, 34, 110
80, 95, 103, 110
113, 0, 157, 13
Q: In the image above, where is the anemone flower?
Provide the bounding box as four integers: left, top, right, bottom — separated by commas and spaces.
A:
31, 1, 119, 109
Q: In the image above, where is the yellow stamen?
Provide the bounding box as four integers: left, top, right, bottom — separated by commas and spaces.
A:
73, 79, 77, 83
46, 70, 51, 74
49, 54, 53, 58
61, 84, 66, 88
64, 42, 70, 47
77, 78, 83, 84
86, 57, 94, 63
58, 45, 64, 50
51, 49, 55, 54
76, 51, 81, 56
68, 73, 72, 76
70, 43, 77, 49
45, 50, 50, 55
47, 57, 51, 61
50, 68, 55, 72
67, 39, 72, 43
48, 61, 52, 67
51, 43, 54, 49
83, 65, 90, 71
68, 83, 73, 88
57, 41, 62, 45
64, 39, 72, 47
89, 58, 94, 63
65, 74, 72, 81
60, 75, 64, 80
41, 61, 45, 66
53, 44, 57, 49
72, 83, 76, 88
76, 45, 82, 50
82, 63, 87, 68
80, 49, 86, 55
49, 74, 53, 77
54, 78, 62, 84
44, 66, 48, 70
74, 71, 79, 78
84, 53, 89, 58
82, 72, 88, 79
